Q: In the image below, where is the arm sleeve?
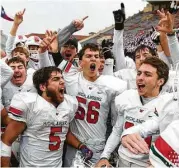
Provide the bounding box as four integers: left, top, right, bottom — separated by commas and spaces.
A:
102, 58, 114, 75
68, 96, 78, 122
158, 51, 172, 68
39, 51, 53, 68
167, 34, 179, 68
0, 60, 13, 88
8, 93, 28, 123
5, 34, 15, 59
121, 117, 159, 139
112, 29, 126, 71
57, 22, 77, 49
100, 111, 124, 159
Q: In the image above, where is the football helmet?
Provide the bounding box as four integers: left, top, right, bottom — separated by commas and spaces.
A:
25, 36, 41, 48
14, 35, 27, 47
71, 151, 94, 168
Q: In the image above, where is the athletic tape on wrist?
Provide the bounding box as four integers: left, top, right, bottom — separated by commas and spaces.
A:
1, 141, 11, 157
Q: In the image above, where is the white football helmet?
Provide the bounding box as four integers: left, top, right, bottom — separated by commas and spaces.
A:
14, 35, 27, 47
25, 36, 41, 48
71, 151, 94, 168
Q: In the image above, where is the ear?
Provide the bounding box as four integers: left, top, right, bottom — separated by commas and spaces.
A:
39, 84, 47, 92
158, 78, 165, 86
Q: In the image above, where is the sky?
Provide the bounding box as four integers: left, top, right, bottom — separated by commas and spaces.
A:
1, 0, 148, 36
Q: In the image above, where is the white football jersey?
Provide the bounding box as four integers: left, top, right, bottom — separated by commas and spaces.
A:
8, 92, 78, 167
114, 68, 137, 90
114, 89, 161, 166
59, 61, 127, 150
150, 120, 179, 167
2, 72, 36, 110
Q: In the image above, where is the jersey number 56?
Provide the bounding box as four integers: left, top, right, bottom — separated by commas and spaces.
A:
75, 96, 100, 124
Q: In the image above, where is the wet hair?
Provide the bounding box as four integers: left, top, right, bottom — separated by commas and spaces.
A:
33, 66, 62, 95
141, 57, 169, 91
7, 56, 26, 68
78, 43, 100, 60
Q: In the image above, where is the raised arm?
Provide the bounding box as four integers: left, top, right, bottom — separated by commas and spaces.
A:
5, 9, 25, 57
112, 3, 126, 71
57, 16, 88, 49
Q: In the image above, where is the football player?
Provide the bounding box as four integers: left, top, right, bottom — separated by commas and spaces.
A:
96, 56, 170, 167
1, 66, 88, 167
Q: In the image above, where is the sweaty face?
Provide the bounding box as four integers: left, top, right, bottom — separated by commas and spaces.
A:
46, 71, 65, 105
60, 44, 77, 62
9, 62, 26, 86
136, 63, 163, 98
80, 48, 100, 81
135, 48, 153, 70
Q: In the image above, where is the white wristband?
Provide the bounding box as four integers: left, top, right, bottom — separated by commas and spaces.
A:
1, 141, 11, 157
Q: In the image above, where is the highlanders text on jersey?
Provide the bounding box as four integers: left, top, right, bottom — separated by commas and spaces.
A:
8, 92, 78, 167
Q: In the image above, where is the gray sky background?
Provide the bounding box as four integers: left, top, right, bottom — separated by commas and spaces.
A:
1, 0, 148, 35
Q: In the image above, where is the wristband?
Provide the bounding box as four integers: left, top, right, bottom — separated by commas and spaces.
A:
1, 141, 11, 157
77, 142, 83, 150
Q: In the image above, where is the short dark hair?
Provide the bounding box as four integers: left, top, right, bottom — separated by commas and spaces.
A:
78, 43, 100, 60
134, 44, 158, 58
141, 57, 169, 91
33, 66, 62, 95
7, 56, 26, 67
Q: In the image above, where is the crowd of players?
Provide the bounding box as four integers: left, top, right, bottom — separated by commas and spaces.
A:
1, 1, 179, 168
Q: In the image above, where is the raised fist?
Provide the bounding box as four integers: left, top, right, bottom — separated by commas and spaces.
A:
150, 26, 160, 45
101, 39, 114, 60
169, 0, 179, 14
113, 3, 126, 30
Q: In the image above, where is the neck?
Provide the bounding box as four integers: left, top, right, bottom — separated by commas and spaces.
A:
42, 93, 58, 107
83, 74, 99, 82
83, 72, 99, 82
143, 90, 160, 98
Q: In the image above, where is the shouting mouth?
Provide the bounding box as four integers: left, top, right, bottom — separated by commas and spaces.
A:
90, 63, 96, 71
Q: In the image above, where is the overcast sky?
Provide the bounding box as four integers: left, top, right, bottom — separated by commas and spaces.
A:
1, 0, 148, 36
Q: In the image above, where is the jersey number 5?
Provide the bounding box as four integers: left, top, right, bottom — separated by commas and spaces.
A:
124, 121, 152, 148
49, 127, 62, 151
75, 96, 100, 124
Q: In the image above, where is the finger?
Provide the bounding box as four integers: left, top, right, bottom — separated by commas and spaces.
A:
127, 134, 148, 154
46, 30, 51, 37
82, 16, 88, 21
22, 8, 26, 15
136, 135, 149, 153
124, 141, 139, 154
50, 34, 57, 44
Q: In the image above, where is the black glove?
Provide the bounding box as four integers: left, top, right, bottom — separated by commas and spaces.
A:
101, 39, 114, 59
150, 26, 160, 45
169, 0, 179, 14
79, 145, 93, 161
113, 3, 126, 30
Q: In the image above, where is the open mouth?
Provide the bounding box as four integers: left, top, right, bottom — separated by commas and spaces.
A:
65, 53, 72, 58
90, 63, 96, 71
14, 75, 22, 79
58, 88, 64, 95
137, 84, 145, 90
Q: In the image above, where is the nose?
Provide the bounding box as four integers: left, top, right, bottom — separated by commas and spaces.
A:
139, 55, 145, 61
14, 67, 20, 73
137, 73, 144, 81
90, 55, 96, 61
60, 78, 65, 85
